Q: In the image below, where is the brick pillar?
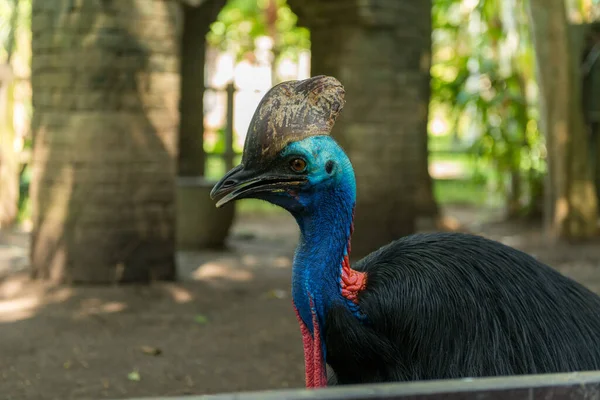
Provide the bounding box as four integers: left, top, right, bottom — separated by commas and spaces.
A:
30, 0, 181, 283
292, 0, 433, 258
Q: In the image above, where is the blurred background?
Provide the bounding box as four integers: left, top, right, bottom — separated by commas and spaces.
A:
0, 0, 599, 399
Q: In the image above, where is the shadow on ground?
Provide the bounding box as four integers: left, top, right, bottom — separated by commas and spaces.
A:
1, 206, 600, 400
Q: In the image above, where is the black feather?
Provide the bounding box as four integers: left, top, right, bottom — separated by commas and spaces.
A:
325, 232, 600, 385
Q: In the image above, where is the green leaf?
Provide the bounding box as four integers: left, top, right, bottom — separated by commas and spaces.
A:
455, 90, 472, 106
127, 370, 141, 382
194, 315, 209, 324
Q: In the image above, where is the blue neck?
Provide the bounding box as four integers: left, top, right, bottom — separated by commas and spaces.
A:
291, 186, 356, 337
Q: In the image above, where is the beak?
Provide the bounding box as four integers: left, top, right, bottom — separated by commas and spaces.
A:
210, 164, 307, 208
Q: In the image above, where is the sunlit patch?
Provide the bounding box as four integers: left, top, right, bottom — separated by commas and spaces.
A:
273, 256, 292, 268
75, 299, 127, 317
241, 255, 259, 267
100, 302, 126, 313
437, 216, 462, 232
429, 161, 467, 180
498, 235, 522, 247
46, 287, 72, 303
0, 278, 26, 299
0, 276, 74, 323
20, 220, 33, 232
162, 284, 194, 303
192, 262, 253, 282
0, 296, 40, 322
555, 198, 569, 223
462, 0, 479, 13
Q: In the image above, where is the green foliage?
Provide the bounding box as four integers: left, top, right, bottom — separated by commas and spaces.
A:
0, 0, 16, 61
1, 0, 32, 223
207, 0, 309, 62
434, 179, 502, 207
193, 314, 209, 324
431, 0, 546, 216
205, 127, 227, 154
0, 0, 30, 62
127, 370, 141, 382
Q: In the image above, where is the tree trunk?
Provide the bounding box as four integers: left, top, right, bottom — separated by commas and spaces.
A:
30, 0, 182, 283
594, 122, 600, 203
414, 4, 439, 219
175, 0, 235, 252
178, 0, 225, 177
579, 23, 600, 212
294, 0, 433, 258
507, 169, 522, 219
528, 0, 598, 241
596, 132, 600, 204
178, 5, 207, 177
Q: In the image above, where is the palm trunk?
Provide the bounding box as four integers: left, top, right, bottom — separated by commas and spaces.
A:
528, 0, 598, 240
296, 1, 433, 258
30, 0, 182, 283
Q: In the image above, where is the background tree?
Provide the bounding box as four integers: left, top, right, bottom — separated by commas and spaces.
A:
528, 0, 599, 240
178, 0, 225, 178
206, 0, 309, 84
289, 0, 436, 258
580, 23, 600, 210
30, 0, 181, 283
416, 0, 440, 220
431, 0, 546, 220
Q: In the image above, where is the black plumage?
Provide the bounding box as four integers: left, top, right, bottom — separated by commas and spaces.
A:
326, 232, 600, 384
210, 75, 600, 388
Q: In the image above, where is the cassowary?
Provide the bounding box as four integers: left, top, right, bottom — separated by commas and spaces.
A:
210, 75, 600, 388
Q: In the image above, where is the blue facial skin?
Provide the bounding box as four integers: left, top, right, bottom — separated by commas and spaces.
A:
254, 135, 358, 357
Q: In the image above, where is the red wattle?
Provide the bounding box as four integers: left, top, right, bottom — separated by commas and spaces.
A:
340, 208, 367, 304
340, 250, 367, 304
311, 309, 327, 387
294, 304, 327, 388
294, 306, 315, 387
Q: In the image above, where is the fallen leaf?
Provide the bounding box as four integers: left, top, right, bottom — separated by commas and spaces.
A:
127, 370, 141, 382
194, 315, 209, 324
140, 346, 162, 356
185, 375, 194, 387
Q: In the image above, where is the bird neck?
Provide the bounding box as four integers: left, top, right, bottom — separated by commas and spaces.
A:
291, 186, 366, 337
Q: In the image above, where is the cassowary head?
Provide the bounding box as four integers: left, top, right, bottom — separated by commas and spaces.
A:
211, 76, 360, 389
210, 75, 354, 214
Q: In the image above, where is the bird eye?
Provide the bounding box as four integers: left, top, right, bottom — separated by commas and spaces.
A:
325, 160, 334, 174
289, 158, 307, 172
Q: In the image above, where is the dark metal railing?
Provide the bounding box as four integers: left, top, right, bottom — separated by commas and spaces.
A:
116, 370, 600, 400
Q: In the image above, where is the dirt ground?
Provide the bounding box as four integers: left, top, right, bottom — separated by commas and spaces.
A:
1, 205, 600, 400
